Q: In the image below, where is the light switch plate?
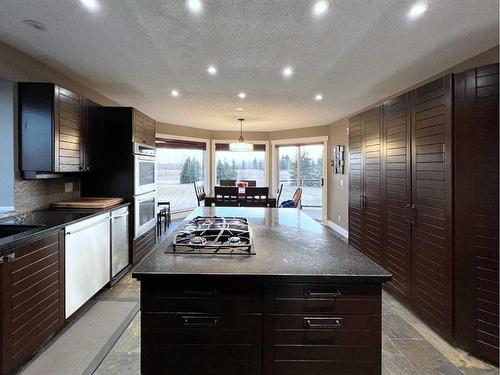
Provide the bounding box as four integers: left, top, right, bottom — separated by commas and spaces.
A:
340, 179, 344, 187
64, 182, 73, 193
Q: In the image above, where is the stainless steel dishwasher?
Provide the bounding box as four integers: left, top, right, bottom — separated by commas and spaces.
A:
65, 213, 111, 318
111, 206, 129, 284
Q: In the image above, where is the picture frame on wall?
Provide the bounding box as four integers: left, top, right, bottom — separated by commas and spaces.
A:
332, 145, 345, 174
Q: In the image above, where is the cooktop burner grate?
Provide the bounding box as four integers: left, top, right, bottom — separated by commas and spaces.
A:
169, 216, 254, 255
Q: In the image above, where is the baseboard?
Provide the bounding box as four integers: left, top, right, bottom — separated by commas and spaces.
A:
326, 220, 349, 239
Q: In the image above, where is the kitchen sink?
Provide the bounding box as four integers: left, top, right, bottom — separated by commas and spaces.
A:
0, 224, 43, 239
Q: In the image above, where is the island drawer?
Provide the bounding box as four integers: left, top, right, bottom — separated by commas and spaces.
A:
142, 312, 261, 375
141, 281, 262, 313
264, 314, 381, 375
269, 283, 381, 314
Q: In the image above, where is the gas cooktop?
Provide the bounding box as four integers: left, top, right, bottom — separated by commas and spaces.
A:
168, 216, 254, 255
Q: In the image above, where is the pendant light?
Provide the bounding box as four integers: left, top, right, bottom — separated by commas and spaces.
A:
229, 118, 254, 152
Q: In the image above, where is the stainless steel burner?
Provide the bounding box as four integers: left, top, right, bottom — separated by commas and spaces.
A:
228, 236, 241, 245
169, 216, 254, 255
189, 236, 207, 246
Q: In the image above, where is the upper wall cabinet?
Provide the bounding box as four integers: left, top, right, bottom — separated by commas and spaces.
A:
132, 109, 156, 147
18, 83, 100, 178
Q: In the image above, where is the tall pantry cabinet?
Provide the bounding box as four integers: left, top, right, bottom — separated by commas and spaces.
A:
348, 65, 499, 364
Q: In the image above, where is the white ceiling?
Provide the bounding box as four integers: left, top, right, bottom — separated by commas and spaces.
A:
0, 0, 498, 131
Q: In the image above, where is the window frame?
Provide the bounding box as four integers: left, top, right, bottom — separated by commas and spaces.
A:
211, 139, 270, 192
271, 136, 329, 222
156, 133, 211, 215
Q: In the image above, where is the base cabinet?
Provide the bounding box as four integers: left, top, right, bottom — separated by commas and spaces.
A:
139, 278, 382, 375
1, 231, 65, 375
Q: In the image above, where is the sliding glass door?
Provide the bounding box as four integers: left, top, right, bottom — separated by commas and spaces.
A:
277, 144, 324, 220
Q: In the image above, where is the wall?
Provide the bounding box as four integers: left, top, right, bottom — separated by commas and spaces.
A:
327, 119, 349, 230
0, 41, 117, 218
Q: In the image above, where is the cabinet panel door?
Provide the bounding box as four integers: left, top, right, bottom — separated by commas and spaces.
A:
383, 93, 412, 302
56, 86, 83, 172
82, 98, 102, 171
133, 109, 147, 145
1, 232, 64, 373
454, 64, 499, 364
362, 107, 384, 264
145, 116, 156, 146
411, 75, 454, 339
348, 114, 364, 251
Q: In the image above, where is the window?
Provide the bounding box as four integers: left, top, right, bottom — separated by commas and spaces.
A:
156, 138, 207, 213
214, 143, 267, 186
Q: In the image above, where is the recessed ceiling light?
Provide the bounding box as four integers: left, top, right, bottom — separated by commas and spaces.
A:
186, 0, 203, 14
408, 2, 429, 19
314, 94, 323, 101
235, 107, 244, 111
22, 19, 46, 31
238, 92, 246, 99
282, 67, 293, 78
207, 65, 217, 75
171, 90, 180, 97
80, 0, 100, 12
313, 0, 330, 17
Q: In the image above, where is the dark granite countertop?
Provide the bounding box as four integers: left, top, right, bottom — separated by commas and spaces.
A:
0, 202, 130, 252
133, 207, 391, 283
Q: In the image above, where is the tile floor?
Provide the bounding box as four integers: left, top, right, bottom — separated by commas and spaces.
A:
91, 271, 499, 375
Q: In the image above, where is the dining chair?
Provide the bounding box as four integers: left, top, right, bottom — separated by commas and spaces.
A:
193, 181, 206, 207
220, 179, 237, 186
156, 201, 171, 236
276, 183, 283, 207
214, 186, 239, 206
244, 187, 269, 207
241, 180, 257, 187
293, 187, 303, 208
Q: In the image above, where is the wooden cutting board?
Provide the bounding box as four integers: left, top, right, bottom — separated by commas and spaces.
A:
51, 197, 124, 209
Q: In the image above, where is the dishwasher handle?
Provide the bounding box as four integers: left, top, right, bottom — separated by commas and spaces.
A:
113, 213, 129, 219
66, 217, 111, 235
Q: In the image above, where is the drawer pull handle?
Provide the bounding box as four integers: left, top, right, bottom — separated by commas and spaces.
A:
183, 289, 220, 296
305, 289, 342, 298
183, 316, 220, 328
304, 317, 343, 329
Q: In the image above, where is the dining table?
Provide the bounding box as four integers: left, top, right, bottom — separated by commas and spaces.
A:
204, 186, 277, 207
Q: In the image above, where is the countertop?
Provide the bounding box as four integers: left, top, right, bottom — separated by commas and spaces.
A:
133, 207, 391, 283
0, 202, 130, 252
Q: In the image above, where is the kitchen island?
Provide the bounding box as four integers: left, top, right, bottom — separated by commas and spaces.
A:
133, 207, 391, 375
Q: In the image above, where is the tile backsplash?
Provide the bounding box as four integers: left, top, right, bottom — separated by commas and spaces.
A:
0, 174, 80, 219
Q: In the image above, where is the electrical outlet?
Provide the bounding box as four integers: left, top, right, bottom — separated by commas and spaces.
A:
64, 182, 73, 193
338, 215, 341, 222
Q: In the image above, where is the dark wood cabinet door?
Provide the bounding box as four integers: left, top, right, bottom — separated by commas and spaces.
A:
145, 116, 156, 146
82, 98, 103, 172
348, 114, 364, 251
55, 86, 83, 172
382, 93, 412, 302
362, 106, 384, 264
1, 231, 65, 374
133, 109, 147, 145
454, 64, 499, 364
411, 75, 454, 339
